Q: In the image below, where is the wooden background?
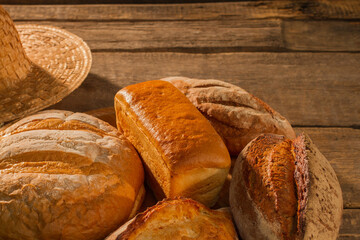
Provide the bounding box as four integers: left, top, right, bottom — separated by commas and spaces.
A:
2, 1, 360, 239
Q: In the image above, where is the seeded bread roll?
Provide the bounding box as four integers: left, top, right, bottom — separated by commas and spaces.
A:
0, 110, 145, 240
229, 133, 343, 240
115, 80, 231, 207
164, 77, 296, 156
106, 198, 238, 240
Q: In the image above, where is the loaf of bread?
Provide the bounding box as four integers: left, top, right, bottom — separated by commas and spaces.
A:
106, 198, 238, 240
114, 80, 231, 207
0, 110, 145, 240
164, 77, 296, 156
229, 133, 343, 239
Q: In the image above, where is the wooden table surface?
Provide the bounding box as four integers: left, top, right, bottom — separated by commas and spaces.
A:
3, 1, 360, 239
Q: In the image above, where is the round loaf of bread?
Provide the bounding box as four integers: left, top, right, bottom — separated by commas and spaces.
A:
164, 77, 296, 156
229, 133, 343, 239
0, 110, 145, 240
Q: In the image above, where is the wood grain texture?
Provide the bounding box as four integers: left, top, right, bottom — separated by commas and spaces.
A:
52, 52, 360, 126
13, 20, 283, 51
298, 128, 360, 208
4, 4, 360, 52
10, 19, 360, 52
340, 209, 360, 236
338, 236, 360, 240
3, 1, 360, 20
283, 20, 360, 52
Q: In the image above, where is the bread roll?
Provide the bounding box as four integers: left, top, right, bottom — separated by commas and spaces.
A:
114, 80, 231, 207
0, 110, 145, 240
164, 77, 296, 156
229, 133, 343, 240
106, 198, 238, 240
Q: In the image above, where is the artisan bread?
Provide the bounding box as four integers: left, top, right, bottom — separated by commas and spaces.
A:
0, 110, 145, 240
106, 198, 238, 240
114, 80, 231, 207
164, 77, 296, 156
229, 133, 343, 240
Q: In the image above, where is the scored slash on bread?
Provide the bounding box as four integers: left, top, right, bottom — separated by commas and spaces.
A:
163, 76, 296, 156
106, 198, 239, 240
0, 110, 145, 240
230, 133, 343, 240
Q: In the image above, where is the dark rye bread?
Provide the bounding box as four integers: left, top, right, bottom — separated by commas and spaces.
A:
229, 133, 343, 240
163, 77, 296, 156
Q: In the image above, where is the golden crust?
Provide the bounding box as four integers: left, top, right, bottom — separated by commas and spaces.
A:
0, 109, 119, 138
115, 80, 230, 206
115, 80, 230, 173
108, 198, 238, 240
0, 110, 144, 240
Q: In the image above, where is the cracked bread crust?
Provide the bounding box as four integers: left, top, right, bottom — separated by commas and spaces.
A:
164, 77, 296, 156
106, 198, 238, 240
0, 110, 144, 240
230, 134, 296, 240
229, 133, 343, 240
0, 110, 120, 138
297, 134, 343, 240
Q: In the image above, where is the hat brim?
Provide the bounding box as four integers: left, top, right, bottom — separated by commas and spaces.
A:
0, 24, 92, 123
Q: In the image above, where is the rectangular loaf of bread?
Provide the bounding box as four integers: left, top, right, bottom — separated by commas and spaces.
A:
114, 80, 231, 207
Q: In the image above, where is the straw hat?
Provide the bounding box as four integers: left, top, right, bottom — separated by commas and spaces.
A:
0, 6, 92, 124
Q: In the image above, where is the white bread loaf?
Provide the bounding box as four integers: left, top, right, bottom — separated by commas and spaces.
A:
115, 80, 231, 207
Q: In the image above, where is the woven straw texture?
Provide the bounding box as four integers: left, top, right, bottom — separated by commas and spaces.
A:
0, 6, 92, 124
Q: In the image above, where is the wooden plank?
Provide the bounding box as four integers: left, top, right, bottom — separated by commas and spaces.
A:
298, 128, 360, 209
52, 52, 360, 126
14, 20, 283, 51
3, 1, 360, 21
283, 20, 360, 52
12, 20, 360, 52
340, 209, 360, 237
338, 236, 360, 240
